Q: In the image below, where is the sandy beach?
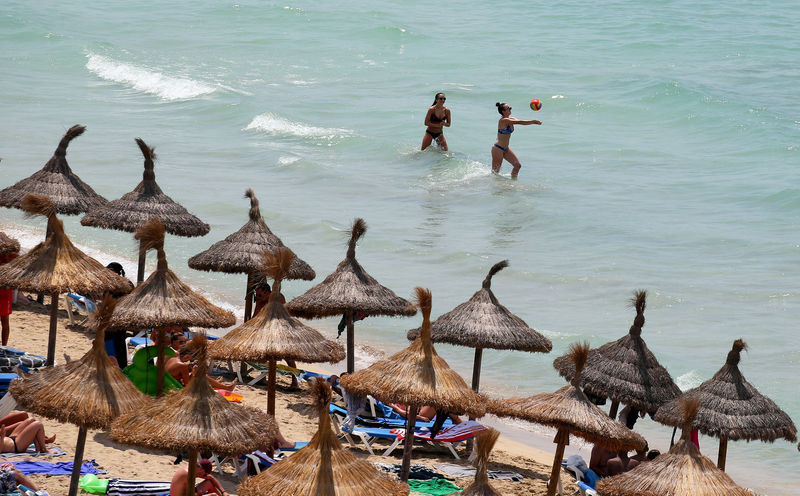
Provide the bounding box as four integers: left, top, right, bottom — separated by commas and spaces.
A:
6, 296, 560, 496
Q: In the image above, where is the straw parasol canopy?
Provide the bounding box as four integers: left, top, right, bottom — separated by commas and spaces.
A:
460, 428, 502, 496
0, 125, 108, 215
209, 247, 345, 415
340, 287, 486, 481
9, 295, 150, 496
188, 188, 315, 320
111, 334, 277, 496
286, 218, 416, 373
654, 339, 797, 471
491, 342, 646, 496
0, 231, 20, 255
239, 378, 409, 496
109, 218, 235, 396
552, 290, 681, 418
597, 398, 754, 496
81, 138, 210, 283
0, 194, 131, 365
407, 260, 551, 392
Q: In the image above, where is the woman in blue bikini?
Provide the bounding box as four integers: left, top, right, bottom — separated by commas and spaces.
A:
421, 92, 451, 151
491, 102, 541, 178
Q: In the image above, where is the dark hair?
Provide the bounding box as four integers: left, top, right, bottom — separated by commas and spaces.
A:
625, 408, 639, 430
432, 92, 445, 105
198, 459, 213, 473
647, 449, 661, 460
253, 280, 271, 292
106, 262, 125, 277
496, 102, 509, 115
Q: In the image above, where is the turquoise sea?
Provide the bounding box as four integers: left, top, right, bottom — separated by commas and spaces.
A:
1, 1, 798, 493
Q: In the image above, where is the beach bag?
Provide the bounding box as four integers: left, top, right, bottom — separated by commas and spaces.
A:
0, 464, 17, 494
79, 474, 108, 495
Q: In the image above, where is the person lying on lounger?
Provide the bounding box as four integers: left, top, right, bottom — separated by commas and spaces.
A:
170, 459, 228, 496
0, 416, 56, 454
165, 332, 236, 391
388, 404, 463, 424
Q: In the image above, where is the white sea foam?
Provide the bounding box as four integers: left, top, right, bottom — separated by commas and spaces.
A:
244, 113, 353, 139
676, 370, 704, 391
85, 53, 216, 101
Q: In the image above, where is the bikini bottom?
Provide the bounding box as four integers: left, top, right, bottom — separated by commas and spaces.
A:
426, 129, 443, 139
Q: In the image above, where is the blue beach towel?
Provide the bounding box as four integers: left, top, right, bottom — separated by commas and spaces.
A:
12, 460, 106, 476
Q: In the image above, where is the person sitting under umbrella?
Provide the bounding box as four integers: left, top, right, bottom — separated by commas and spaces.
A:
166, 333, 236, 391
0, 416, 56, 454
170, 459, 228, 496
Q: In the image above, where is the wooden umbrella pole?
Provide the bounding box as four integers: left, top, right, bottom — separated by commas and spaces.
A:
267, 358, 277, 416
717, 437, 728, 471
67, 426, 87, 496
399, 405, 418, 482
156, 332, 166, 397
136, 243, 146, 285
608, 399, 620, 419
346, 310, 355, 374
185, 449, 199, 496
471, 347, 483, 393
46, 292, 59, 366
546, 428, 570, 496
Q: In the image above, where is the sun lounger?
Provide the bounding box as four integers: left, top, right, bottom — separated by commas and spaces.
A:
63, 293, 98, 325
329, 403, 453, 430
237, 361, 330, 386
0, 373, 18, 398
0, 347, 45, 373
209, 449, 278, 480
382, 420, 488, 459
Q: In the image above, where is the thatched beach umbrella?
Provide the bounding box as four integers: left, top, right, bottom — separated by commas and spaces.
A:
491, 342, 646, 496
209, 247, 345, 416
239, 378, 409, 496
407, 260, 551, 392
110, 218, 235, 396
0, 231, 20, 255
9, 296, 150, 496
340, 287, 486, 481
188, 188, 315, 321
654, 339, 797, 471
460, 428, 502, 496
111, 334, 276, 496
286, 218, 416, 373
0, 195, 131, 365
552, 290, 681, 418
597, 397, 753, 496
0, 125, 107, 215
81, 138, 210, 284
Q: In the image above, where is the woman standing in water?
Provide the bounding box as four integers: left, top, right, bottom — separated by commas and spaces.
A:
491, 102, 541, 178
421, 92, 451, 151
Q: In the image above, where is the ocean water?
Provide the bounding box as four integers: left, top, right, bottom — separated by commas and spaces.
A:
1, 0, 798, 492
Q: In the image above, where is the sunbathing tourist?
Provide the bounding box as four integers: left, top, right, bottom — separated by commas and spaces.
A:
0, 417, 56, 454
165, 333, 236, 391
170, 459, 228, 496
388, 404, 463, 424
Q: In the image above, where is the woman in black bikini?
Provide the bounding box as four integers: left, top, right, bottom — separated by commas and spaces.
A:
491, 102, 541, 178
421, 92, 451, 151
1, 417, 56, 454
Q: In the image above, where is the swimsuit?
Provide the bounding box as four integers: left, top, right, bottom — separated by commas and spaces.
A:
9, 436, 18, 453
497, 124, 513, 134
429, 111, 446, 124
426, 129, 443, 139
493, 143, 508, 153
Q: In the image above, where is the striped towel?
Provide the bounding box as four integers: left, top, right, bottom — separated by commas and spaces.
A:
107, 479, 170, 496
391, 420, 487, 442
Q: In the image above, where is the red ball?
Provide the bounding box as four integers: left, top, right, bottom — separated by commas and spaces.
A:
530, 99, 542, 111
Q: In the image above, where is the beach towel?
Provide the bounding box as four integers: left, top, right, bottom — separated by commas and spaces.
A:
374, 463, 443, 481
407, 478, 462, 495
432, 463, 524, 481
0, 446, 66, 458
11, 460, 106, 476
106, 479, 171, 496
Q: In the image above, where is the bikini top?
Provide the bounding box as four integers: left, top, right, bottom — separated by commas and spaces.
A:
498, 124, 513, 134
430, 111, 446, 124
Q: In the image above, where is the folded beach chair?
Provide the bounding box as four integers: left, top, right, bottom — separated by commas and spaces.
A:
382, 420, 488, 459
64, 293, 98, 325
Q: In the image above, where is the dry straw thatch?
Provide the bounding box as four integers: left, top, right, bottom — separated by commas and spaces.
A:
654, 339, 797, 471
238, 378, 409, 496
460, 428, 502, 496
108, 218, 235, 331
286, 218, 415, 372
110, 334, 276, 455
491, 342, 646, 496
597, 398, 754, 496
407, 260, 551, 391
0, 194, 131, 365
0, 231, 20, 255
552, 290, 680, 416
80, 138, 209, 283
0, 125, 108, 215
209, 247, 345, 415
9, 295, 150, 496
340, 287, 485, 481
